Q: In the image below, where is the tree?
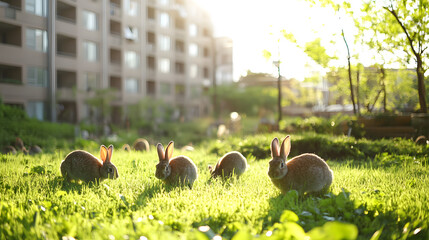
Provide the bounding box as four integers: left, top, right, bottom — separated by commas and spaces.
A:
358, 0, 428, 113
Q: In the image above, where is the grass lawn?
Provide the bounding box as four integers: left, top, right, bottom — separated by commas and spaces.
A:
0, 134, 428, 239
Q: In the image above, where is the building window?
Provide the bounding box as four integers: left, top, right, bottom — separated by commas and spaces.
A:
146, 80, 156, 95
160, 12, 170, 28
147, 56, 156, 70
203, 47, 209, 57
160, 82, 170, 95
84, 72, 99, 91
124, 0, 138, 16
125, 51, 140, 69
175, 40, 185, 53
26, 28, 47, 52
189, 64, 198, 78
189, 43, 198, 57
175, 84, 185, 97
159, 58, 170, 73
175, 62, 185, 74
83, 10, 98, 31
203, 67, 209, 78
27, 67, 48, 87
125, 78, 139, 93
124, 26, 139, 41
147, 7, 155, 20
27, 101, 45, 121
25, 0, 47, 17
83, 41, 99, 62
190, 85, 201, 97
159, 35, 170, 51
159, 0, 170, 5
189, 23, 197, 36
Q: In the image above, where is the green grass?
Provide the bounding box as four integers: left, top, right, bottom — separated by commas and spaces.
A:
1, 135, 428, 239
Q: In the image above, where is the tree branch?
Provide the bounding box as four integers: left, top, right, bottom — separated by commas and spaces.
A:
383, 6, 418, 58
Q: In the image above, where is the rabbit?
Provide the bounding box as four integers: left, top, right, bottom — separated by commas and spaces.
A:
209, 151, 247, 179
155, 141, 198, 188
15, 137, 29, 154
60, 145, 118, 183
2, 146, 17, 155
29, 145, 42, 155
133, 138, 150, 151
268, 136, 333, 195
122, 144, 131, 152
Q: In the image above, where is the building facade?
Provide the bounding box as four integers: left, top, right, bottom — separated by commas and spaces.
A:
0, 0, 218, 124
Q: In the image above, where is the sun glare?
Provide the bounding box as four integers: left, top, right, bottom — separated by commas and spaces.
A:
198, 0, 353, 81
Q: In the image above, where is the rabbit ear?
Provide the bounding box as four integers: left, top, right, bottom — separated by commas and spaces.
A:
280, 136, 291, 159
165, 141, 174, 160
105, 145, 113, 162
157, 143, 165, 161
271, 137, 280, 158
100, 145, 108, 163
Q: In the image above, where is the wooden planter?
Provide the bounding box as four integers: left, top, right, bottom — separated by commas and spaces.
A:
358, 115, 414, 138
411, 113, 429, 137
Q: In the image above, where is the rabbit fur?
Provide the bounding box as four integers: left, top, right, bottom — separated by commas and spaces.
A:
209, 151, 247, 179
61, 145, 118, 182
155, 141, 198, 188
268, 136, 333, 195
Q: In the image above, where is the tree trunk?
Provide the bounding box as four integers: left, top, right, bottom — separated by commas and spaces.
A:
277, 64, 282, 125
379, 66, 387, 113
342, 29, 357, 115
416, 57, 428, 113
347, 57, 357, 115
356, 68, 360, 115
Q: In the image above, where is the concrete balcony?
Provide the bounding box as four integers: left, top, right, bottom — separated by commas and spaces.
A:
57, 88, 75, 101
110, 34, 122, 46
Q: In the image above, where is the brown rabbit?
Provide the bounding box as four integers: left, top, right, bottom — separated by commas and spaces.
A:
15, 137, 29, 155
29, 145, 43, 155
60, 145, 118, 182
122, 144, 131, 152
155, 141, 198, 188
209, 151, 247, 179
268, 136, 333, 195
133, 138, 150, 151
2, 146, 17, 155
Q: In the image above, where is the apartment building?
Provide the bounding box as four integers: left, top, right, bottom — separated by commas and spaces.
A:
0, 0, 221, 124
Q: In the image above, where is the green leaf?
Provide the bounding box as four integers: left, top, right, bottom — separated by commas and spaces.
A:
307, 221, 358, 240
232, 229, 252, 240
280, 210, 299, 222
262, 50, 272, 60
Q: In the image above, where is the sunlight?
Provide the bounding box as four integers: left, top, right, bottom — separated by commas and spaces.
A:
198, 0, 345, 80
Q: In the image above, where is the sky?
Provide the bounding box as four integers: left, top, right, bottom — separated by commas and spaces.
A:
197, 0, 361, 81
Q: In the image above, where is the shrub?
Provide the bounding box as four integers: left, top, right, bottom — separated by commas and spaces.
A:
207, 133, 429, 161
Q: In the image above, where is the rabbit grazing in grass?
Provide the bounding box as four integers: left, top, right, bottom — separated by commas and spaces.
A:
268, 136, 333, 195
133, 138, 150, 152
209, 151, 247, 179
155, 141, 198, 188
122, 144, 131, 152
61, 145, 118, 183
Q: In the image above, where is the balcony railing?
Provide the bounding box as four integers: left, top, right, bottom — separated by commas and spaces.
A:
56, 15, 76, 24
0, 78, 22, 85
57, 51, 76, 58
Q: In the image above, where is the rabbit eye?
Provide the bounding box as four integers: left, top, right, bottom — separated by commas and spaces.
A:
108, 168, 113, 173
280, 162, 285, 168
165, 166, 169, 171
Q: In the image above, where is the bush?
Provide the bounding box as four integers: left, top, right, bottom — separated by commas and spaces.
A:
207, 133, 429, 161
0, 102, 75, 151
279, 115, 365, 138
